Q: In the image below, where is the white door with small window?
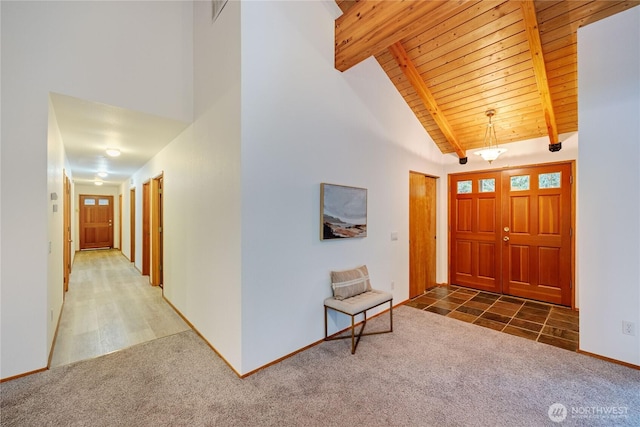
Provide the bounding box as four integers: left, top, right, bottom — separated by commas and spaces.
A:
450, 163, 573, 306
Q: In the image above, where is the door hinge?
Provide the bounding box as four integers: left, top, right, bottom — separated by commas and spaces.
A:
158, 188, 162, 194
159, 264, 163, 271
570, 175, 573, 185
570, 228, 573, 237
159, 227, 162, 233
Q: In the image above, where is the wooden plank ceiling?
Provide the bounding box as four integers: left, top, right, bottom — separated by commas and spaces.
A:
335, 0, 639, 160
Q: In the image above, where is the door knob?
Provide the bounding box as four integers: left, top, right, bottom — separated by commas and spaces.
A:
504, 226, 510, 232
503, 236, 510, 242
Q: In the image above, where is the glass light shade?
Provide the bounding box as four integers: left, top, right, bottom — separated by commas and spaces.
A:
474, 147, 507, 163
105, 148, 121, 157
474, 109, 506, 163
97, 171, 108, 178
94, 180, 104, 186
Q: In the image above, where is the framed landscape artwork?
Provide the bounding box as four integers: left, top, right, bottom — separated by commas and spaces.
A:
320, 183, 367, 240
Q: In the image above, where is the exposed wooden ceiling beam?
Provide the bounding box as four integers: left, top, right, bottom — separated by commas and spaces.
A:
335, 0, 468, 72
520, 0, 560, 147
388, 41, 466, 160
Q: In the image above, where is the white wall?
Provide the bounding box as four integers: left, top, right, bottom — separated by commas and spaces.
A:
1, 1, 193, 379
238, 0, 442, 374
185, 0, 242, 369
121, 0, 244, 371
578, 7, 640, 365
443, 132, 579, 171
46, 97, 67, 355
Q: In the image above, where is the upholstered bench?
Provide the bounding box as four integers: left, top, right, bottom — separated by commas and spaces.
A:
324, 265, 393, 354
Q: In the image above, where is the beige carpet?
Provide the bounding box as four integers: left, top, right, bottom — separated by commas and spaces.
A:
2, 306, 638, 426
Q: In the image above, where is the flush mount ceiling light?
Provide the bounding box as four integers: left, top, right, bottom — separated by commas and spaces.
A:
105, 148, 121, 157
97, 171, 108, 178
94, 180, 104, 186
474, 109, 507, 164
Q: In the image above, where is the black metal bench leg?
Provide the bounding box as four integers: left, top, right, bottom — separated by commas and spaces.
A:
324, 306, 328, 340
351, 315, 355, 354
324, 298, 393, 354
352, 311, 368, 354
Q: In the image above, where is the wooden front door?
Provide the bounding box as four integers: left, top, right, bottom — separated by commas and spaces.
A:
409, 172, 437, 298
501, 164, 572, 305
450, 163, 573, 306
79, 195, 114, 250
449, 171, 502, 294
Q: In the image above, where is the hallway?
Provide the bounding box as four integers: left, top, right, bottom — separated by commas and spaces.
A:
51, 250, 190, 367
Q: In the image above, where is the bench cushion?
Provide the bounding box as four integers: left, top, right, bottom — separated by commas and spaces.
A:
330, 265, 372, 300
324, 289, 392, 315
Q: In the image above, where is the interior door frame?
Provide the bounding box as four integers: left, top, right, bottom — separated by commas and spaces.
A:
151, 173, 163, 287
118, 194, 122, 251
448, 160, 576, 309
142, 181, 150, 277
409, 171, 437, 298
130, 188, 136, 263
63, 171, 71, 293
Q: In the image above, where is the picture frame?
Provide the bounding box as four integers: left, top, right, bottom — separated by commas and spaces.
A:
212, 0, 229, 22
320, 183, 367, 240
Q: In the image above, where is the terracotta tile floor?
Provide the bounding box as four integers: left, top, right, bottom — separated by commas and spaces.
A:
406, 285, 579, 351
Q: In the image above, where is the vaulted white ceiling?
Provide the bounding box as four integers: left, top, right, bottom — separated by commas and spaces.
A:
50, 93, 190, 186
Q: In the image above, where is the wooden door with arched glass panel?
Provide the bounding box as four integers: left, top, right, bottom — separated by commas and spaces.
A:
449, 163, 572, 306
79, 195, 114, 249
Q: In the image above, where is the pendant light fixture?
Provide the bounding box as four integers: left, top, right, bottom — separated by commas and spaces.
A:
474, 109, 506, 163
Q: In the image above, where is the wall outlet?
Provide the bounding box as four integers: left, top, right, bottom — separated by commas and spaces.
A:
622, 321, 635, 336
